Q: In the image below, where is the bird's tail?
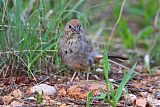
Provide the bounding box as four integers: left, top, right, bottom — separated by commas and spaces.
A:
90, 51, 128, 60
89, 51, 128, 69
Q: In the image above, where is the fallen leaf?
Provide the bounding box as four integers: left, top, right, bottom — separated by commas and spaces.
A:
15, 76, 31, 84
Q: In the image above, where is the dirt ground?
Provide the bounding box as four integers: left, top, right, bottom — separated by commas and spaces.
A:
0, 64, 160, 107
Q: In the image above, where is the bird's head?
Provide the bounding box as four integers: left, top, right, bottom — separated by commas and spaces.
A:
64, 19, 83, 34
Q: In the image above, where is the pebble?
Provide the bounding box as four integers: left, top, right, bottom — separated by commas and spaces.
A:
156, 92, 160, 100
30, 84, 57, 95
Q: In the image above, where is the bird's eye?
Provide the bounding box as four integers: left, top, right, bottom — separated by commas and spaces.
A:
68, 25, 72, 29
79, 25, 82, 29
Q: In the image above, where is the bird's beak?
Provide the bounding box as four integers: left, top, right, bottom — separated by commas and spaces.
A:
73, 25, 81, 33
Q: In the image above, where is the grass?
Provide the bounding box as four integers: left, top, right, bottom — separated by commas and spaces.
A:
35, 91, 44, 105
103, 49, 136, 106
0, 0, 86, 78
0, 0, 159, 77
86, 91, 92, 107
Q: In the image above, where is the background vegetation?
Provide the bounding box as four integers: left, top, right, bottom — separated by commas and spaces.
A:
0, 0, 160, 78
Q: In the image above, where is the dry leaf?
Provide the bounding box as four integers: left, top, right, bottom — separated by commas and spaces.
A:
15, 76, 32, 84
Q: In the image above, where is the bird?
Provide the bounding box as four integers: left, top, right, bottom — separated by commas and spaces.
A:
58, 19, 127, 82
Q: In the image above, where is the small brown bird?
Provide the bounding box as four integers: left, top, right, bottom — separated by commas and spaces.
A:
58, 19, 126, 81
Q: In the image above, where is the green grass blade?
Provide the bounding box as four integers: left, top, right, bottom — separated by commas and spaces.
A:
114, 63, 137, 103
103, 48, 109, 84
63, 0, 84, 20
103, 48, 115, 102
92, 91, 106, 100
86, 91, 92, 107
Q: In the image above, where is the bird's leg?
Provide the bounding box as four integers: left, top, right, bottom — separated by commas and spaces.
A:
86, 66, 91, 81
87, 72, 90, 81
84, 66, 91, 89
70, 71, 77, 82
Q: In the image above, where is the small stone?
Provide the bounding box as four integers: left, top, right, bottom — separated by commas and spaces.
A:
3, 95, 14, 105
30, 84, 57, 95
10, 101, 23, 106
24, 96, 35, 102
156, 92, 160, 100
109, 79, 116, 83
96, 68, 103, 72
11, 89, 22, 99
136, 98, 147, 107
124, 94, 137, 104
0, 97, 4, 105
147, 94, 160, 106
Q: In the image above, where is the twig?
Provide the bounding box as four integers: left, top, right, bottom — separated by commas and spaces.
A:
109, 59, 140, 75
0, 24, 44, 31
153, 0, 160, 30
107, 0, 126, 49
109, 59, 128, 69
0, 50, 57, 55
2, 0, 8, 23
21, 0, 35, 24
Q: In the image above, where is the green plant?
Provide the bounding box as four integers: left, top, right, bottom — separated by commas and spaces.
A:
35, 91, 44, 105
0, 0, 86, 78
118, 19, 135, 48
86, 91, 92, 107
91, 48, 137, 107
150, 34, 160, 65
